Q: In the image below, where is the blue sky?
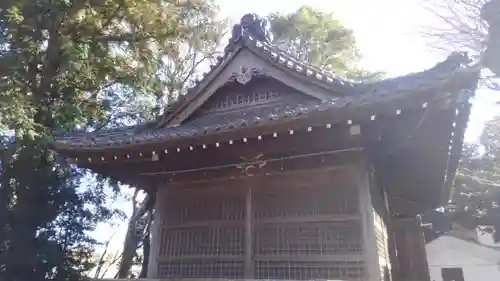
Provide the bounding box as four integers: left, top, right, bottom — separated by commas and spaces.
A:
91, 0, 500, 274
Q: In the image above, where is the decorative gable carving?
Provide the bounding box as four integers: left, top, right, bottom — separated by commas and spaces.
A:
189, 77, 317, 119
197, 89, 280, 114
162, 48, 335, 127
229, 66, 267, 85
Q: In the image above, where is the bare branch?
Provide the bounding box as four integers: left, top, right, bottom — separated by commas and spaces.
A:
91, 228, 123, 279
420, 0, 488, 55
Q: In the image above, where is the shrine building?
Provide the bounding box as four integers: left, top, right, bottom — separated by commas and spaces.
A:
52, 14, 479, 281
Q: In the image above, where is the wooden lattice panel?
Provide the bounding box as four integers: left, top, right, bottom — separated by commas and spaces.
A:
158, 225, 244, 258
251, 169, 364, 280
155, 168, 364, 280
158, 184, 246, 278
252, 170, 359, 220
254, 261, 364, 280
254, 221, 362, 256
192, 76, 317, 116
162, 186, 245, 226
157, 260, 244, 278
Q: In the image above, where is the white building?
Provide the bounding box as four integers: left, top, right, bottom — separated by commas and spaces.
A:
426, 226, 500, 281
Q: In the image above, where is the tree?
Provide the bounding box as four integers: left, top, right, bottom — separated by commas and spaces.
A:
421, 0, 500, 80
113, 13, 226, 279
422, 0, 487, 55
90, 232, 123, 279
451, 117, 500, 241
0, 0, 223, 280
417, 0, 500, 241
480, 0, 500, 76
268, 6, 382, 80
423, 117, 500, 242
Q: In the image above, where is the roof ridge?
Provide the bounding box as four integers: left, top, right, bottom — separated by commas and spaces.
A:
222, 14, 355, 88
53, 120, 156, 137
256, 39, 346, 79
223, 13, 352, 81
241, 36, 355, 91
158, 13, 473, 128
158, 13, 356, 128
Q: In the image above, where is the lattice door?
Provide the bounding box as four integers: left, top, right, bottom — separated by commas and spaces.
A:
158, 184, 246, 278
157, 169, 364, 280
252, 170, 364, 280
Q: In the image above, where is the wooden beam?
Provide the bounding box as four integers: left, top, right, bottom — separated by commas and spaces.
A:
83, 126, 363, 175
253, 254, 364, 262
156, 256, 244, 262
144, 148, 362, 185
255, 214, 360, 224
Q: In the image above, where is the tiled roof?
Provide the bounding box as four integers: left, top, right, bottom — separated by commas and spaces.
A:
197, 14, 469, 96
52, 14, 477, 152
53, 53, 475, 151
160, 14, 471, 126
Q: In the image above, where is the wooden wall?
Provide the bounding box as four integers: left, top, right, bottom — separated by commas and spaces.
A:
147, 153, 400, 281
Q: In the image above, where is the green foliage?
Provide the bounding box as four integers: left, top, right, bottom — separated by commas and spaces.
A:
0, 0, 225, 132
424, 116, 500, 242
0, 0, 224, 280
268, 6, 382, 80
481, 0, 500, 76
451, 116, 500, 241
0, 136, 120, 280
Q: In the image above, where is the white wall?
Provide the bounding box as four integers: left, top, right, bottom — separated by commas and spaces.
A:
426, 236, 500, 281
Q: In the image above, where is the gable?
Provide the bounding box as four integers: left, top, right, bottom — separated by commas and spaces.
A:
188, 76, 318, 120
162, 48, 337, 127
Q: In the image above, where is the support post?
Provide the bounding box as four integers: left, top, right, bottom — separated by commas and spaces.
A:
358, 163, 382, 281
238, 153, 265, 278
392, 215, 431, 281
146, 188, 163, 278
244, 183, 253, 277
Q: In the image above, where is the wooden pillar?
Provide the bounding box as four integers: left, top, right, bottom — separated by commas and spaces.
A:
387, 216, 399, 281
146, 187, 164, 278
357, 161, 381, 281
392, 215, 430, 281
244, 183, 253, 277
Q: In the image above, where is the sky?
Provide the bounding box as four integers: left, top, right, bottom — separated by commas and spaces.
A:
92, 0, 500, 275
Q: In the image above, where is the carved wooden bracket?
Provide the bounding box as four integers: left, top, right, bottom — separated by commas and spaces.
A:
235, 153, 267, 176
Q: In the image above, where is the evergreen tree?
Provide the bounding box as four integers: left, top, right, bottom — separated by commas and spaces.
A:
423, 117, 500, 242
268, 6, 382, 80
0, 0, 224, 280
418, 0, 500, 240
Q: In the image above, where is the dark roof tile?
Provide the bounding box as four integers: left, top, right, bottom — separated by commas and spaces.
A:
52, 15, 477, 151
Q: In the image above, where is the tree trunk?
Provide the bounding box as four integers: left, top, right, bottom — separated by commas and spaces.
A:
116, 222, 139, 278
117, 190, 153, 278
139, 230, 151, 278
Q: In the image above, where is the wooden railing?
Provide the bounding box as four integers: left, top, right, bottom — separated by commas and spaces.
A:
95, 279, 348, 281
94, 279, 421, 281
